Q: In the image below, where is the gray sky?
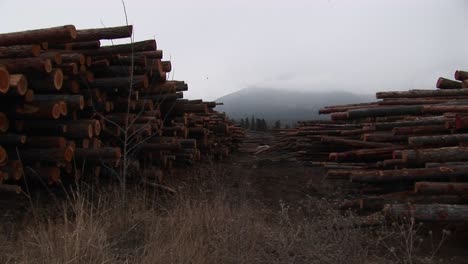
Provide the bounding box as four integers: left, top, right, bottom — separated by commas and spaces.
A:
1, 0, 468, 100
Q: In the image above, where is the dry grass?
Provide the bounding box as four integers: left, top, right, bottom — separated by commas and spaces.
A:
0, 164, 450, 264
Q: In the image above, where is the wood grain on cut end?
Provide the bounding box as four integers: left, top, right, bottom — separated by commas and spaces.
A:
0, 67, 10, 94
0, 145, 8, 166
0, 113, 9, 133
9, 74, 28, 96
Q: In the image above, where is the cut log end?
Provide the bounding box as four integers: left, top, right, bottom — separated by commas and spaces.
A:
9, 74, 28, 95
53, 69, 64, 90
52, 103, 62, 119
0, 113, 9, 132
0, 146, 7, 166
0, 67, 10, 94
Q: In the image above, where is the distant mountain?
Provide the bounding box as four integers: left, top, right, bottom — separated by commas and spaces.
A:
215, 87, 374, 125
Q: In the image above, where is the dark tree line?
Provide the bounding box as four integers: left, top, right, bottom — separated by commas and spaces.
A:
238, 115, 268, 131
236, 116, 289, 130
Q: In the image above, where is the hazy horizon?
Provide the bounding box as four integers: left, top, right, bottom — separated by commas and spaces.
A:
1, 0, 468, 100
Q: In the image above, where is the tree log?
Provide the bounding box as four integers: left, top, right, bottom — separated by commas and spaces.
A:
346, 105, 423, 119
328, 147, 404, 162
26, 136, 67, 148
376, 89, 468, 99
0, 58, 52, 74
455, 70, 468, 81
33, 94, 84, 110
0, 25, 76, 46
16, 147, 74, 163
0, 67, 10, 94
77, 40, 156, 57
15, 120, 66, 135
28, 68, 63, 92
362, 133, 408, 143
436, 77, 462, 89
91, 75, 148, 92
415, 182, 468, 195
322, 136, 395, 149
370, 117, 448, 130
6, 74, 27, 96
135, 50, 163, 59
358, 193, 468, 211
349, 165, 468, 183
74, 25, 133, 42
0, 45, 41, 58
402, 147, 468, 164
383, 204, 468, 222
393, 125, 449, 136
0, 145, 7, 166
0, 134, 26, 146
409, 134, 468, 147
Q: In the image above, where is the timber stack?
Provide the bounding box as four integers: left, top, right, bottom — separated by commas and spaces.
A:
281, 72, 468, 222
0, 24, 243, 194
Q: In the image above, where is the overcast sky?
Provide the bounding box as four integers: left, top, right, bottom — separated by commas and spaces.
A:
1, 0, 468, 100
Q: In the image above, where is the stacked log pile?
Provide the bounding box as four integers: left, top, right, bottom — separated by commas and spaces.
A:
0, 25, 243, 193
280, 72, 468, 222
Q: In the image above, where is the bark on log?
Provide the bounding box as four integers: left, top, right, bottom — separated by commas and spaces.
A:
73, 147, 121, 160
436, 77, 462, 89
409, 134, 468, 147
15, 120, 67, 135
57, 63, 79, 75
17, 147, 74, 163
322, 136, 395, 149
74, 25, 133, 42
383, 204, 468, 222
349, 165, 468, 183
393, 125, 449, 136
370, 117, 448, 130
0, 25, 77, 46
40, 52, 62, 65
141, 143, 181, 151
27, 68, 63, 92
17, 102, 61, 119
33, 94, 84, 110
328, 146, 404, 161
161, 61, 172, 72
415, 182, 468, 195
135, 50, 163, 59
455, 115, 468, 130
358, 193, 468, 211
402, 147, 468, 164
379, 98, 461, 105
0, 45, 41, 58
77, 40, 156, 56
60, 53, 86, 65
49, 40, 101, 50
423, 105, 468, 114
377, 89, 468, 99
91, 75, 148, 92
362, 133, 408, 143
346, 105, 423, 119
0, 58, 52, 74
0, 184, 21, 194
26, 136, 67, 148
0, 134, 26, 146
0, 145, 7, 166
0, 67, 10, 94
425, 162, 468, 168
455, 70, 468, 81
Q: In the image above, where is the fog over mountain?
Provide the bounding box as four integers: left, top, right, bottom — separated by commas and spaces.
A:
216, 87, 374, 125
